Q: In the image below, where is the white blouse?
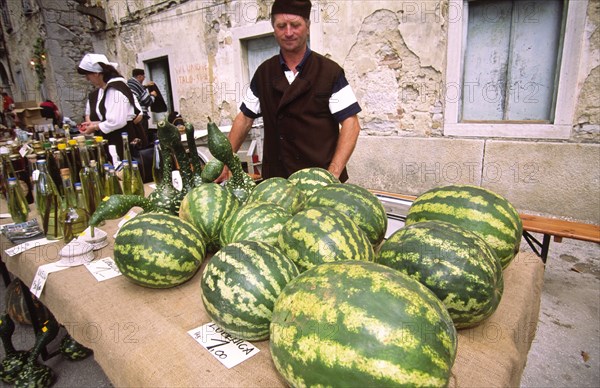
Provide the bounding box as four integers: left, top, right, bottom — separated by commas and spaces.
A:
92, 77, 139, 134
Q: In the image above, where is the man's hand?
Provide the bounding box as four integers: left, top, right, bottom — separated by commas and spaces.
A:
215, 166, 231, 183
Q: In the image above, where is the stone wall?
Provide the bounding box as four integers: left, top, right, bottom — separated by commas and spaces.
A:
347, 137, 600, 223
1, 0, 597, 223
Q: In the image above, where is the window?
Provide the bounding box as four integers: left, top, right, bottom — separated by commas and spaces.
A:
444, 0, 588, 138
0, 0, 13, 33
232, 20, 322, 89
246, 35, 279, 84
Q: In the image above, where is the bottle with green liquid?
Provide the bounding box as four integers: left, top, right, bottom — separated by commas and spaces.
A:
130, 160, 145, 196
60, 168, 89, 243
6, 177, 29, 223
35, 159, 63, 240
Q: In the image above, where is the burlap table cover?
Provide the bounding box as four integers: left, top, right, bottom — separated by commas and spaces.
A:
1, 215, 544, 387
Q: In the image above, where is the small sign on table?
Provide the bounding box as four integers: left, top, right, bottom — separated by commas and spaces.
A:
188, 322, 260, 369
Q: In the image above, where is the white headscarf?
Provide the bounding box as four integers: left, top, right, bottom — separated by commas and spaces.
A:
77, 53, 118, 73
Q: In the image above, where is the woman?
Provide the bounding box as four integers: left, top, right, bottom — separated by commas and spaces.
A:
77, 53, 147, 160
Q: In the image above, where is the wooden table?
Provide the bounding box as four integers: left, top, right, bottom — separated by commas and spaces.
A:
1, 209, 545, 387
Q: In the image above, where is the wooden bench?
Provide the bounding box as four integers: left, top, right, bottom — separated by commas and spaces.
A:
519, 214, 600, 263
370, 190, 600, 263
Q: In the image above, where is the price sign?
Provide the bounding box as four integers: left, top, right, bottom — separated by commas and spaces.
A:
30, 262, 69, 298
188, 322, 260, 369
4, 237, 55, 257
85, 257, 122, 281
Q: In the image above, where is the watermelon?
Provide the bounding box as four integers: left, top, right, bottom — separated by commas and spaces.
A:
219, 202, 291, 247
247, 177, 304, 214
201, 240, 300, 340
270, 261, 457, 387
287, 167, 339, 199
114, 213, 206, 288
377, 220, 503, 328
278, 206, 375, 272
179, 183, 240, 252
304, 183, 388, 247
405, 184, 522, 269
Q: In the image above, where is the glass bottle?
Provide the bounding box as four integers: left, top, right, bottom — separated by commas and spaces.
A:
89, 159, 104, 199
6, 177, 29, 223
10, 153, 33, 205
0, 147, 15, 200
121, 160, 132, 195
106, 165, 122, 195
43, 142, 63, 196
121, 132, 133, 165
60, 168, 89, 243
56, 143, 75, 183
26, 154, 38, 207
151, 139, 163, 185
63, 124, 72, 141
76, 136, 101, 215
130, 160, 145, 196
35, 159, 63, 240
68, 139, 81, 182
94, 136, 108, 168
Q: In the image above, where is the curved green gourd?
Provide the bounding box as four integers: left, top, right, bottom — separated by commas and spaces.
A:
206, 119, 255, 202
14, 317, 60, 388
157, 120, 194, 192
184, 122, 205, 186
59, 334, 92, 361
0, 313, 29, 384
90, 195, 154, 227
201, 158, 225, 183
146, 149, 185, 215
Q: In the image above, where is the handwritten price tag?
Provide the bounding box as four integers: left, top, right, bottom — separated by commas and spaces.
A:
4, 237, 56, 257
188, 322, 260, 369
85, 257, 122, 281
30, 262, 69, 298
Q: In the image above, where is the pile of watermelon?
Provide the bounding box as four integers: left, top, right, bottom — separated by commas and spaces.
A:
107, 124, 525, 386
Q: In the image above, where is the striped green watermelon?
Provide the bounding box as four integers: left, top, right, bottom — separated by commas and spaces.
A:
287, 167, 339, 199
278, 207, 375, 272
179, 183, 240, 252
114, 213, 206, 288
304, 183, 388, 247
378, 220, 503, 328
405, 185, 522, 269
247, 177, 304, 214
270, 261, 457, 387
219, 202, 291, 247
201, 240, 300, 340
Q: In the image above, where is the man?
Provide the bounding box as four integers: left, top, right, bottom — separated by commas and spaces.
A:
127, 68, 157, 139
220, 0, 361, 182
39, 99, 61, 126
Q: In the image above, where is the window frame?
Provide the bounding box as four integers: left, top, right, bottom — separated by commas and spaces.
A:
443, 0, 588, 139
231, 20, 323, 90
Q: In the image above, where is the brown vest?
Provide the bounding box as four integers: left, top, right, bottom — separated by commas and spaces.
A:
253, 52, 348, 182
